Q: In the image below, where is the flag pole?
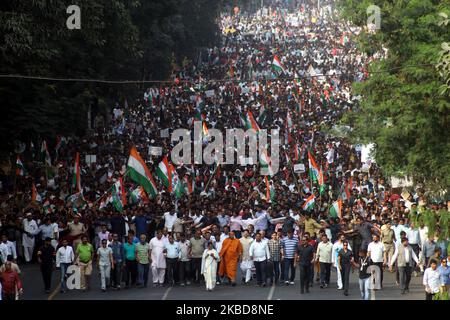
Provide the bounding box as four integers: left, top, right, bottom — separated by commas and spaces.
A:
204, 162, 220, 192
92, 168, 130, 208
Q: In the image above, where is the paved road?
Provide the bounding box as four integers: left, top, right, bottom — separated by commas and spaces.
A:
18, 263, 425, 300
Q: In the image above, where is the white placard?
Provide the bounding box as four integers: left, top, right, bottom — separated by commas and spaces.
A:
148, 146, 163, 156
239, 156, 254, 166
85, 155, 96, 165
160, 129, 170, 138
205, 90, 215, 98
293, 163, 305, 173
390, 176, 413, 188
361, 143, 375, 163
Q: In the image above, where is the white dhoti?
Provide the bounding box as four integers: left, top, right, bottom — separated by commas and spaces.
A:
149, 237, 166, 284
22, 235, 35, 262
240, 260, 254, 283
151, 267, 165, 284
336, 265, 343, 289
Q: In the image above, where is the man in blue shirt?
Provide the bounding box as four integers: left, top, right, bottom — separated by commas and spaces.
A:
254, 204, 269, 233
109, 233, 124, 289
132, 211, 151, 238
164, 235, 180, 286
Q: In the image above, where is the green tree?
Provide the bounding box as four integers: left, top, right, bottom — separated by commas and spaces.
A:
338, 0, 450, 194
0, 0, 226, 156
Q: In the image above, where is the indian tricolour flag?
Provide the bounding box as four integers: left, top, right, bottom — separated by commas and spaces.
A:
16, 155, 25, 176
127, 146, 158, 198
156, 156, 172, 192
99, 196, 112, 210
329, 199, 343, 218
41, 140, 51, 166
272, 55, 286, 74
131, 186, 149, 204
302, 194, 315, 211
242, 111, 260, 132
339, 33, 349, 45
169, 164, 184, 199
265, 176, 275, 203
260, 148, 274, 176
308, 150, 320, 182
72, 152, 81, 193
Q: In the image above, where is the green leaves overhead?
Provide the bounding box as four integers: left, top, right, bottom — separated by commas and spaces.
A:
0, 0, 226, 154
339, 0, 450, 194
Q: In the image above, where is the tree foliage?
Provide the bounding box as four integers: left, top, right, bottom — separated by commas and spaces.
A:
0, 0, 226, 157
338, 0, 450, 194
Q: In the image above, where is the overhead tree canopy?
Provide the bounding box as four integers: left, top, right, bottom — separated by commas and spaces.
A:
338, 0, 450, 194
0, 0, 232, 156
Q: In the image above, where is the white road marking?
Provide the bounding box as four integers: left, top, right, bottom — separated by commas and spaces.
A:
162, 286, 172, 300
48, 284, 61, 301
267, 283, 276, 300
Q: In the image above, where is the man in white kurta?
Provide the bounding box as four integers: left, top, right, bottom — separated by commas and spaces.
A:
149, 231, 166, 285
22, 213, 39, 262
240, 230, 254, 284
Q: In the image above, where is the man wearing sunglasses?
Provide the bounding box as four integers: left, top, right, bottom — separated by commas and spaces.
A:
296, 236, 315, 294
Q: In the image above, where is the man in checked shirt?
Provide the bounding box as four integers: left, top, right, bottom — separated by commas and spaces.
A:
267, 232, 281, 285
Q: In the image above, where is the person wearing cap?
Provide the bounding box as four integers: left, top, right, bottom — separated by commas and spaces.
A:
201, 241, 220, 291
67, 213, 86, 251
37, 237, 55, 294
380, 220, 395, 268
22, 212, 39, 263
